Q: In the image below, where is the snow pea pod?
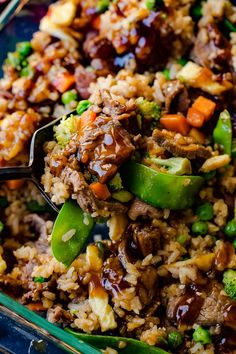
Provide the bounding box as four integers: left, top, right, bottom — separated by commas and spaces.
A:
65, 328, 170, 354
51, 199, 94, 266
232, 138, 236, 158
120, 161, 204, 210
213, 110, 232, 155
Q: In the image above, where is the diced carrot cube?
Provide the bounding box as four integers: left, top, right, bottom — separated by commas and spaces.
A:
6, 180, 25, 190
187, 107, 205, 128
90, 182, 111, 200
53, 72, 75, 93
192, 96, 216, 121
160, 114, 190, 135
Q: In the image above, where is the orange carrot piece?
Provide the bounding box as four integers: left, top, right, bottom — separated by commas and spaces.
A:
6, 180, 25, 190
78, 110, 97, 132
92, 15, 101, 30
186, 107, 205, 128
90, 182, 111, 200
27, 302, 45, 311
53, 72, 75, 93
189, 128, 206, 145
160, 114, 190, 135
192, 96, 216, 121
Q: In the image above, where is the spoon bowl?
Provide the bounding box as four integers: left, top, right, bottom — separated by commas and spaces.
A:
0, 111, 76, 213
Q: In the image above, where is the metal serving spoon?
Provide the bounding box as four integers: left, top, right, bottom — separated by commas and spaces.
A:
0, 111, 75, 213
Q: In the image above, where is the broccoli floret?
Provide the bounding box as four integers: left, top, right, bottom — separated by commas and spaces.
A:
223, 269, 236, 300
108, 173, 123, 191
54, 114, 77, 146
136, 97, 161, 121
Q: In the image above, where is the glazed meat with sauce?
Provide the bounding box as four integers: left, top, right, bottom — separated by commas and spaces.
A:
152, 128, 212, 159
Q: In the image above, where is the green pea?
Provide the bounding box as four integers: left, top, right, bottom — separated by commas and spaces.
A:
20, 66, 34, 78
196, 202, 214, 221
191, 3, 203, 20
16, 42, 32, 57
177, 234, 188, 246
97, 0, 110, 13
146, 0, 163, 10
224, 219, 236, 238
232, 239, 236, 250
193, 326, 212, 345
0, 221, 4, 233
62, 90, 78, 105
34, 276, 46, 283
178, 57, 188, 66
162, 68, 170, 80
191, 221, 208, 235
167, 331, 183, 349
7, 52, 21, 69
76, 100, 92, 116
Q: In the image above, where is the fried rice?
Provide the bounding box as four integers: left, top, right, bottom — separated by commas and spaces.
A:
0, 0, 236, 353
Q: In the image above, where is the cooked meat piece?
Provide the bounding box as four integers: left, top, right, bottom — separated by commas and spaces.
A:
74, 65, 96, 99
47, 306, 73, 324
163, 79, 189, 114
83, 32, 115, 61
152, 129, 212, 159
166, 282, 236, 327
61, 166, 127, 215
128, 199, 162, 221
77, 114, 134, 183
101, 90, 136, 118
131, 223, 161, 257
102, 255, 127, 296
191, 25, 231, 72
197, 282, 236, 326
138, 265, 159, 306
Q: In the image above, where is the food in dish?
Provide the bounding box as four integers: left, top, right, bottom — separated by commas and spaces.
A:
0, 0, 236, 353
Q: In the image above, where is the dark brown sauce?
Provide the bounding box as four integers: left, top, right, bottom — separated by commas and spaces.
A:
101, 256, 129, 296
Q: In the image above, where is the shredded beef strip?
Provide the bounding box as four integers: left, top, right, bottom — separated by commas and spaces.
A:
163, 79, 190, 114
128, 199, 162, 221
61, 166, 127, 215
152, 128, 212, 159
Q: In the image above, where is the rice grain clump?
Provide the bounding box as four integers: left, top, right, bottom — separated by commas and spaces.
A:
0, 0, 236, 353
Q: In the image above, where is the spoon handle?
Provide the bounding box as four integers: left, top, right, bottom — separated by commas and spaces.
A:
0, 166, 32, 180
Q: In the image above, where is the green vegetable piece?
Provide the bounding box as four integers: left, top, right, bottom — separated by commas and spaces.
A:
51, 200, 94, 266
108, 173, 123, 191
34, 276, 46, 283
232, 139, 236, 158
193, 326, 212, 345
177, 234, 188, 246
223, 269, 236, 300
16, 42, 32, 57
162, 68, 170, 80
0, 221, 4, 233
65, 328, 170, 354
20, 66, 34, 78
191, 2, 203, 20
0, 197, 8, 208
203, 170, 216, 181
136, 98, 161, 121
148, 157, 192, 176
26, 200, 55, 214
7, 52, 21, 69
112, 190, 133, 203
191, 221, 208, 235
167, 331, 183, 349
120, 161, 204, 210
76, 100, 92, 116
97, 0, 110, 13
54, 114, 77, 146
223, 19, 236, 33
96, 242, 105, 258
213, 110, 232, 155
196, 202, 214, 221
145, 0, 163, 11
224, 219, 236, 238
178, 57, 188, 66
232, 239, 236, 250
62, 90, 78, 105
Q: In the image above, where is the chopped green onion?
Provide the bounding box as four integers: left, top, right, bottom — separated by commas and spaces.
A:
7, 52, 21, 69
193, 326, 212, 345
34, 276, 47, 283
97, 0, 110, 13
0, 221, 4, 233
20, 66, 34, 78
162, 68, 170, 80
